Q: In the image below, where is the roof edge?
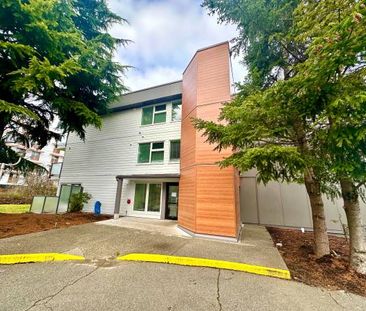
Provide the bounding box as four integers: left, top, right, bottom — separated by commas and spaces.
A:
109, 94, 182, 114
122, 80, 183, 96
116, 173, 180, 180
183, 41, 230, 75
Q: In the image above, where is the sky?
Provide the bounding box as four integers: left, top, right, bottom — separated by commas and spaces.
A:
107, 0, 247, 91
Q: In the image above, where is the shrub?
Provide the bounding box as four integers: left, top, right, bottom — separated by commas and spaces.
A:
68, 192, 91, 213
0, 173, 57, 204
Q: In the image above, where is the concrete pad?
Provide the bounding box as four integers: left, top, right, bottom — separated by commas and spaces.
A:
96, 216, 189, 237
0, 221, 288, 272
0, 221, 287, 272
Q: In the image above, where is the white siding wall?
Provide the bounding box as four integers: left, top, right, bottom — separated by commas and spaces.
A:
59, 101, 181, 215
240, 169, 366, 233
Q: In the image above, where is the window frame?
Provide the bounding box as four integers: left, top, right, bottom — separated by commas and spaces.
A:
30, 150, 40, 161
150, 141, 164, 163
133, 183, 162, 214
169, 140, 181, 161
137, 141, 165, 164
141, 104, 167, 125
171, 100, 182, 122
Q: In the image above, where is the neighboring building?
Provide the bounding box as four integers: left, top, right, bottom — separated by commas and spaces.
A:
59, 42, 366, 238
0, 139, 65, 186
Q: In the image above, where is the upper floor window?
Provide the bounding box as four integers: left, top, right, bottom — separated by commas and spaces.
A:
141, 104, 166, 125
50, 162, 62, 177
138, 142, 164, 163
172, 100, 182, 121
30, 150, 40, 161
170, 140, 180, 161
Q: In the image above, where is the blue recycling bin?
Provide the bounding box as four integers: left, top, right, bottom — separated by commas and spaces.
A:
94, 201, 101, 215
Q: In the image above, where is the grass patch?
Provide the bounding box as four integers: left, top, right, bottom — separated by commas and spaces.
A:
0, 204, 31, 214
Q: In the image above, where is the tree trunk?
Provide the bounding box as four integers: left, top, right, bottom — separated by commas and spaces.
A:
340, 179, 366, 274
304, 170, 330, 257
293, 118, 330, 258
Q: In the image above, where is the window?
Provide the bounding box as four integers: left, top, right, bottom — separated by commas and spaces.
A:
138, 143, 150, 163
153, 104, 166, 123
170, 140, 180, 161
138, 142, 164, 163
151, 142, 164, 162
30, 150, 40, 161
133, 184, 147, 211
147, 184, 161, 212
172, 100, 182, 121
141, 104, 166, 125
133, 183, 161, 213
50, 162, 62, 176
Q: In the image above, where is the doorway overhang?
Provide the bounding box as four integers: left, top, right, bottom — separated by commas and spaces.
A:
113, 174, 180, 219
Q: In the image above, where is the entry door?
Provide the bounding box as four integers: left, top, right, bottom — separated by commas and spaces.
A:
166, 183, 179, 220
133, 183, 162, 216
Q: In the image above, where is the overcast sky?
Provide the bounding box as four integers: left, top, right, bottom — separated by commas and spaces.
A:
107, 0, 247, 91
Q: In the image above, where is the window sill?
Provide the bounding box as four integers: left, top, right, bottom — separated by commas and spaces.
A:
136, 162, 165, 166
140, 122, 166, 128
169, 160, 180, 164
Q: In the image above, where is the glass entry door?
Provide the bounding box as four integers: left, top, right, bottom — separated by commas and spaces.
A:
133, 183, 162, 215
166, 183, 179, 220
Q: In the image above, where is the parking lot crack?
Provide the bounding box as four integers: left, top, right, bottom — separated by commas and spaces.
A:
216, 269, 222, 311
328, 292, 345, 309
24, 266, 99, 311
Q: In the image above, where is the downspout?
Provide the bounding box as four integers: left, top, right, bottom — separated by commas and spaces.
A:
114, 177, 123, 219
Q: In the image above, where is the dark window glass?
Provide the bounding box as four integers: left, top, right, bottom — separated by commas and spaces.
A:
147, 184, 161, 212
152, 142, 164, 150
155, 104, 166, 112
138, 143, 150, 163
170, 140, 180, 160
134, 184, 147, 211
141, 107, 153, 125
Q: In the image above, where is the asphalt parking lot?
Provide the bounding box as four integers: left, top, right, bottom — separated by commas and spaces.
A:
1, 221, 366, 310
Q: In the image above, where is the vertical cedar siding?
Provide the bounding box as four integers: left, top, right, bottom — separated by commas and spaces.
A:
179, 42, 241, 238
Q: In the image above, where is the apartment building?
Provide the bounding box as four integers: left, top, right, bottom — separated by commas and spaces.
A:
0, 139, 65, 186
59, 42, 366, 239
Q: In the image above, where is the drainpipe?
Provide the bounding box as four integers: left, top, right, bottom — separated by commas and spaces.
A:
114, 177, 123, 219
0, 163, 4, 182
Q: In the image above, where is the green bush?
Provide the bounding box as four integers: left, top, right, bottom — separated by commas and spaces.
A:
68, 192, 91, 212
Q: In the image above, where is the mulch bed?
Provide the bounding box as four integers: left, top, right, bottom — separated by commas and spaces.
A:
0, 212, 111, 239
267, 227, 366, 297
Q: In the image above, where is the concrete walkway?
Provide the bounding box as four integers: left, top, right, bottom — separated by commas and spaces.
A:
0, 219, 288, 271
96, 216, 186, 237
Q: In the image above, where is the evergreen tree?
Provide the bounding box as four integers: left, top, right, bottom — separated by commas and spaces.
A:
0, 0, 128, 168
201, 0, 330, 257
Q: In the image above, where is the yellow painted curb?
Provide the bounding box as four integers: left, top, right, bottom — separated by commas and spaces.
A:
117, 253, 291, 280
0, 253, 85, 265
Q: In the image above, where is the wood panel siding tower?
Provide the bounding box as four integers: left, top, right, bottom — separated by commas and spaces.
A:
178, 42, 241, 238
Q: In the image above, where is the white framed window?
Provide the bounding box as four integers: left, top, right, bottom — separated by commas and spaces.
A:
133, 183, 162, 213
141, 104, 167, 125
30, 150, 40, 161
171, 100, 182, 121
138, 141, 165, 163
